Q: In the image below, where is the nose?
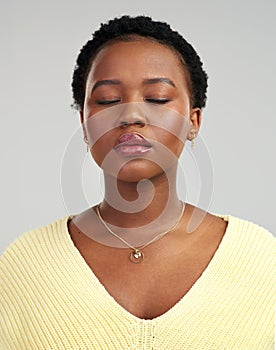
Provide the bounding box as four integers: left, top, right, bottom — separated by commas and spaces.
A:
115, 103, 148, 129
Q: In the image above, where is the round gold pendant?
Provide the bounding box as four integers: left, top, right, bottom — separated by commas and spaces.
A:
129, 250, 144, 263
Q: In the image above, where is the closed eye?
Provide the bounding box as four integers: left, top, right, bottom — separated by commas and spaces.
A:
96, 99, 121, 105
145, 98, 171, 104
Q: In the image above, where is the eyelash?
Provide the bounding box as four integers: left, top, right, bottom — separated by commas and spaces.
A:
96, 99, 121, 105
96, 98, 171, 105
145, 98, 171, 104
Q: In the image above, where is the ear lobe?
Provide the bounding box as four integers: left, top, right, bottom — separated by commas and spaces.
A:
187, 108, 202, 141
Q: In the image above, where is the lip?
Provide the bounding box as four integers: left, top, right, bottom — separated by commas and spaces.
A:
114, 132, 152, 148
114, 132, 152, 156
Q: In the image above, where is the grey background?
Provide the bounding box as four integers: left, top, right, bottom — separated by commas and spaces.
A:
1, 0, 275, 254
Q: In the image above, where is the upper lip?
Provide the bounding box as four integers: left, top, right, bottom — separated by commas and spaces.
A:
114, 132, 152, 148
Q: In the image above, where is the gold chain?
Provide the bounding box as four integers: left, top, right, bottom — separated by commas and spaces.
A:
95, 201, 185, 263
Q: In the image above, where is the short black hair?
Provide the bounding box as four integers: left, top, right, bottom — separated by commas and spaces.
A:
71, 15, 208, 111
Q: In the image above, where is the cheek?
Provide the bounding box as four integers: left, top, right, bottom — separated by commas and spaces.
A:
90, 132, 115, 166
152, 126, 185, 155
166, 134, 185, 159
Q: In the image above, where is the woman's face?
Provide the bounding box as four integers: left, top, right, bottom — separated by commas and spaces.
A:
81, 37, 202, 182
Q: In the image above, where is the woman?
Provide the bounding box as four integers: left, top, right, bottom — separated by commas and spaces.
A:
1, 15, 275, 350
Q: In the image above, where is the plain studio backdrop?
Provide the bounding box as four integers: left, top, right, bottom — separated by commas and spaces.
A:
0, 0, 275, 254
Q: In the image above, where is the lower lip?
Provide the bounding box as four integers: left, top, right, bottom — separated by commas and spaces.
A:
114, 145, 152, 156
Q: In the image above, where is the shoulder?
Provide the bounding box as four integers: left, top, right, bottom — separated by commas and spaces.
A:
214, 213, 275, 245
185, 203, 275, 247
210, 212, 275, 272
0, 215, 73, 309
0, 215, 71, 267
188, 202, 276, 264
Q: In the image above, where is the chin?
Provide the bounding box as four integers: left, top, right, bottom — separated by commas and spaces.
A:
115, 161, 168, 183
111, 159, 164, 182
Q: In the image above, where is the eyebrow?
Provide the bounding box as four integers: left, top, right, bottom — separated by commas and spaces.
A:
143, 77, 176, 88
91, 79, 120, 92
91, 77, 176, 92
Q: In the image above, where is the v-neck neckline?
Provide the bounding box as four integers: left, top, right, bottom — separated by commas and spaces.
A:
60, 212, 233, 323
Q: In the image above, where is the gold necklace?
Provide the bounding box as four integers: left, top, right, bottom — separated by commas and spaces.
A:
95, 201, 185, 264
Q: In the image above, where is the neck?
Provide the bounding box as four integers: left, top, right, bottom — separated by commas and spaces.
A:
99, 164, 183, 230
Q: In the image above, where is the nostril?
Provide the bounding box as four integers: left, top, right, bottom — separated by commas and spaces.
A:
119, 120, 145, 128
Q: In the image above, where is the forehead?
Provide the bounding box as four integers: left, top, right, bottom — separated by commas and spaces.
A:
87, 38, 188, 86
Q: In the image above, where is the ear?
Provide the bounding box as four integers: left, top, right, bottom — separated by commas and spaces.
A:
80, 110, 87, 138
80, 110, 84, 125
187, 108, 202, 140
190, 107, 202, 130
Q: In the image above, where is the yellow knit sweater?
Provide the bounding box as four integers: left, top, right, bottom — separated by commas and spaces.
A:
1, 214, 275, 350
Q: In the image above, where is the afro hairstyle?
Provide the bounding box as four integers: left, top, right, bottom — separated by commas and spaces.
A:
71, 15, 208, 111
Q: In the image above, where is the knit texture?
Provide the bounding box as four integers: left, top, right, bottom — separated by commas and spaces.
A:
1, 214, 275, 349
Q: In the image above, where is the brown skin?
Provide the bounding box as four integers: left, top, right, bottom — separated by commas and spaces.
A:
84, 39, 199, 143
68, 37, 228, 319
80, 37, 202, 228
